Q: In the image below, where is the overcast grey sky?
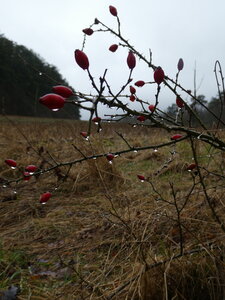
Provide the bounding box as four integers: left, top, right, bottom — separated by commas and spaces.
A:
1, 0, 225, 119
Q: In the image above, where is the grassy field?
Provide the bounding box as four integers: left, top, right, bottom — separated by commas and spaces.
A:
0, 116, 225, 299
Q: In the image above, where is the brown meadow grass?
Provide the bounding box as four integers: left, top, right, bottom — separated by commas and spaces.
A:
0, 116, 225, 299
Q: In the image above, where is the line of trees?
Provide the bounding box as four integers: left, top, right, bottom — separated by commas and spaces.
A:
166, 93, 225, 127
0, 35, 80, 119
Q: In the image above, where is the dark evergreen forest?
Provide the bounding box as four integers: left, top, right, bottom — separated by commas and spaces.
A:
0, 35, 80, 119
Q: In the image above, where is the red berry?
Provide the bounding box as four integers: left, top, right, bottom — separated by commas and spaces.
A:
39, 192, 52, 204
92, 117, 101, 123
154, 67, 165, 85
137, 115, 146, 122
176, 96, 184, 108
135, 80, 145, 87
52, 85, 73, 98
130, 95, 136, 102
127, 51, 136, 70
5, 159, 17, 168
23, 172, 31, 181
137, 174, 145, 181
106, 153, 114, 161
177, 58, 184, 71
74, 49, 89, 70
129, 86, 136, 94
109, 5, 118, 17
171, 134, 182, 140
187, 163, 197, 171
80, 131, 88, 138
39, 93, 65, 110
148, 105, 155, 112
82, 28, 94, 36
109, 44, 118, 52
25, 165, 38, 173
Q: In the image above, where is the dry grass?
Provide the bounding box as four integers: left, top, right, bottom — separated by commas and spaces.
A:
0, 116, 225, 299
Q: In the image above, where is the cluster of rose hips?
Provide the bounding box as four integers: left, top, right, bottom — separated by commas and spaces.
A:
39, 85, 74, 110
39, 5, 186, 120
3, 5, 190, 204
4, 159, 51, 204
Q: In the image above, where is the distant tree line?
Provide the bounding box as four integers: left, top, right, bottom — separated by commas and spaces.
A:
0, 35, 80, 119
166, 93, 225, 127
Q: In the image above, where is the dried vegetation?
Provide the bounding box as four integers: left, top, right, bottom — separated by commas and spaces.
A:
0, 117, 225, 299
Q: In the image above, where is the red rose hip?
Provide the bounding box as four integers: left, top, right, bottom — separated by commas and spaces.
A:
129, 86, 136, 94
80, 131, 89, 140
25, 165, 38, 174
23, 172, 31, 181
82, 28, 94, 36
127, 51, 136, 70
39, 192, 52, 204
39, 93, 65, 110
130, 95, 136, 102
137, 174, 145, 182
106, 153, 114, 163
187, 163, 197, 171
52, 85, 73, 98
177, 58, 184, 71
5, 159, 17, 168
135, 80, 145, 87
171, 134, 182, 140
92, 117, 101, 124
74, 49, 89, 70
109, 5, 118, 17
154, 67, 165, 85
148, 105, 155, 112
109, 44, 118, 52
137, 116, 146, 122
176, 96, 184, 108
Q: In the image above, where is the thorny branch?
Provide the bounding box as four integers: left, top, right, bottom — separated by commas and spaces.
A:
2, 6, 225, 299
